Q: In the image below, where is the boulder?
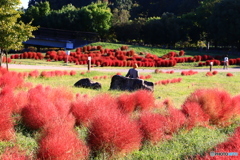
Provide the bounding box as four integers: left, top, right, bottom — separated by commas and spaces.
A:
74, 78, 101, 90
109, 75, 154, 92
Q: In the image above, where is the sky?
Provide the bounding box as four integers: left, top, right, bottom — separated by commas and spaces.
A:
20, 0, 29, 9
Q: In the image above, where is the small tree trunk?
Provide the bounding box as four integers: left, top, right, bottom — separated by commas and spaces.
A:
6, 52, 8, 70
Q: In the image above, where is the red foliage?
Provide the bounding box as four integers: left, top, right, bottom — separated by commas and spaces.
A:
206, 72, 213, 76
0, 88, 15, 140
0, 71, 25, 89
70, 96, 92, 126
41, 71, 52, 78
182, 88, 234, 127
70, 70, 76, 76
12, 91, 28, 114
116, 93, 137, 114
232, 95, 240, 118
181, 102, 210, 130
87, 113, 142, 156
212, 71, 218, 75
165, 106, 186, 134
181, 70, 198, 76
179, 50, 185, 56
21, 85, 74, 130
72, 93, 120, 126
28, 70, 40, 78
37, 122, 89, 160
133, 90, 155, 111
116, 72, 122, 75
226, 73, 233, 77
138, 112, 168, 144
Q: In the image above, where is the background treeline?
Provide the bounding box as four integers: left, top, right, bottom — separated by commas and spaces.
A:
20, 0, 240, 51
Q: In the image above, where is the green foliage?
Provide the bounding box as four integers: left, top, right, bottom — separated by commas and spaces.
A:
0, 0, 38, 68
43, 4, 82, 31
80, 2, 112, 38
207, 0, 240, 47
22, 1, 51, 25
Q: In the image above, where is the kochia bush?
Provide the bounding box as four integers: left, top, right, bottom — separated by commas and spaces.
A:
87, 113, 142, 156
182, 88, 234, 127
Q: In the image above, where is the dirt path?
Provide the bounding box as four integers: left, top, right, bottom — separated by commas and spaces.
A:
6, 63, 240, 73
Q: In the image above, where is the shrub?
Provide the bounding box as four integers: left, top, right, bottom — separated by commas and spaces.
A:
70, 96, 92, 126
133, 90, 155, 111
28, 70, 40, 78
181, 102, 210, 130
37, 122, 89, 160
70, 70, 76, 76
231, 94, 240, 117
226, 73, 233, 77
87, 113, 142, 156
138, 112, 168, 144
206, 72, 213, 76
116, 93, 136, 114
212, 71, 218, 75
0, 71, 25, 89
21, 85, 73, 130
165, 106, 186, 135
0, 88, 15, 140
182, 88, 234, 127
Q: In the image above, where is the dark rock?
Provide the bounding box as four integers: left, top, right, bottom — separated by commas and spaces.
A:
74, 78, 101, 90
109, 75, 154, 92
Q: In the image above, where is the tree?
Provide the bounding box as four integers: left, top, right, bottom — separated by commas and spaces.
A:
21, 1, 51, 26
80, 2, 112, 39
112, 8, 130, 26
0, 0, 38, 69
39, 4, 82, 31
207, 0, 240, 50
28, 0, 96, 10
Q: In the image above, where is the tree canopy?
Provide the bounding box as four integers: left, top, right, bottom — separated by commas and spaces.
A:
0, 0, 38, 68
19, 0, 240, 50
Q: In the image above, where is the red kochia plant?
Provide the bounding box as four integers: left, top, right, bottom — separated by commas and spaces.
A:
70, 96, 92, 127
181, 102, 210, 130
179, 50, 185, 56
181, 70, 198, 76
28, 70, 40, 78
116, 93, 137, 114
231, 94, 240, 117
37, 121, 89, 160
226, 73, 233, 77
212, 70, 218, 75
21, 85, 60, 130
164, 106, 186, 135
12, 91, 29, 114
71, 93, 119, 127
133, 90, 155, 111
21, 85, 74, 130
182, 88, 234, 127
87, 112, 142, 156
0, 70, 25, 89
70, 70, 76, 76
206, 72, 213, 76
0, 88, 15, 140
138, 112, 168, 144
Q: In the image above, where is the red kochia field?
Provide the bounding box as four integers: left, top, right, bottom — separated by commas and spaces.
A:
0, 66, 240, 159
